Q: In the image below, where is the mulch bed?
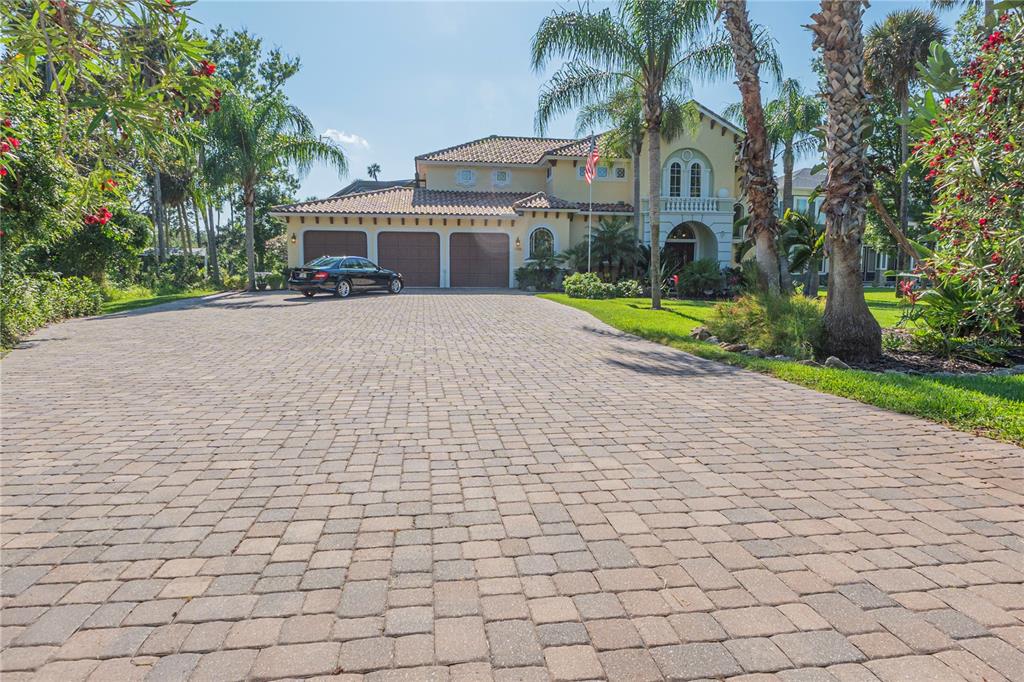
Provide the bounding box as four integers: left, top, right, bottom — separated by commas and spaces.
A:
849, 351, 995, 374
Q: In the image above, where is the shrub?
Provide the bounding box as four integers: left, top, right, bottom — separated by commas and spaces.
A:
912, 11, 1024, 342
515, 257, 561, 291
563, 272, 616, 299
706, 292, 823, 359
1, 273, 103, 348
613, 279, 643, 298
677, 259, 724, 297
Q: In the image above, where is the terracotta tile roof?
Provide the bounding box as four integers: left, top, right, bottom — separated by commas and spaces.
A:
416, 135, 576, 165
575, 201, 633, 214
272, 187, 582, 217
547, 133, 611, 158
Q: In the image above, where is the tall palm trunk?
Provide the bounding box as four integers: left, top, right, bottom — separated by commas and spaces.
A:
897, 93, 909, 272
195, 193, 220, 284
782, 141, 794, 212
153, 171, 166, 264
244, 183, 257, 291
721, 0, 781, 293
804, 257, 820, 298
632, 146, 642, 278
811, 0, 881, 362
647, 122, 662, 310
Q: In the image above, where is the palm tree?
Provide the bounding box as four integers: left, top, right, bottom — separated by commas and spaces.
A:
768, 81, 824, 214
531, 0, 737, 310
207, 91, 348, 290
931, 0, 993, 24
810, 0, 882, 361
719, 0, 785, 293
366, 163, 381, 181
865, 10, 947, 264
781, 206, 825, 298
590, 217, 640, 281
574, 86, 699, 273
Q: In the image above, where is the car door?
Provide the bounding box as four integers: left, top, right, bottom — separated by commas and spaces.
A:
360, 258, 389, 288
345, 258, 373, 288
337, 258, 362, 287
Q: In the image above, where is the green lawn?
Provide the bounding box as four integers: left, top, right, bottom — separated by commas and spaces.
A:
540, 294, 1024, 445
100, 288, 220, 315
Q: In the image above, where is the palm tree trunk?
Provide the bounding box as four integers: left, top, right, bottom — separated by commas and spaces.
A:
198, 196, 220, 284
811, 0, 881, 362
804, 256, 820, 298
632, 146, 642, 279
647, 123, 662, 310
721, 0, 781, 293
897, 93, 910, 273
984, 0, 994, 22
244, 184, 257, 291
153, 171, 166, 264
782, 142, 794, 212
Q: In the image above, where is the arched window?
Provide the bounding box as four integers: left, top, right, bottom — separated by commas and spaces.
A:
529, 227, 554, 259
689, 163, 702, 197
667, 224, 696, 241
669, 162, 682, 197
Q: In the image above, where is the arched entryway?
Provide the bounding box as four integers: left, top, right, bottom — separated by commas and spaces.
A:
663, 223, 697, 268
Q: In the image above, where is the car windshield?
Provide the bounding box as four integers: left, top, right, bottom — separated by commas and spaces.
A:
304, 257, 341, 268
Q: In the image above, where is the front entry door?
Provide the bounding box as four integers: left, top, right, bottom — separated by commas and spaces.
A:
664, 241, 695, 267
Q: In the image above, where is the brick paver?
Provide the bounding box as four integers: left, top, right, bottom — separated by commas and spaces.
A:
2, 290, 1022, 680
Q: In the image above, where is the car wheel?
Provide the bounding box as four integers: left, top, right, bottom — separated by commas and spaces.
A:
303, 290, 315, 298
335, 279, 352, 298
388, 279, 403, 295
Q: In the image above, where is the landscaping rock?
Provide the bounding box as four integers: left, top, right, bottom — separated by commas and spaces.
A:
722, 343, 747, 352
798, 359, 822, 367
690, 326, 711, 340
741, 348, 766, 358
771, 355, 791, 361
824, 356, 851, 370
705, 336, 719, 344
1010, 364, 1024, 375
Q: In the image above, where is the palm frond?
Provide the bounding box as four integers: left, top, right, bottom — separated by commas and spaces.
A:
535, 63, 623, 135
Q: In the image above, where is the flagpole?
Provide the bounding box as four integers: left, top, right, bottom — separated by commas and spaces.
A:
587, 180, 593, 273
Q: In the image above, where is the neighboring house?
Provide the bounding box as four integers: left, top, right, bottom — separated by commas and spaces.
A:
330, 179, 415, 197
780, 167, 896, 285
271, 102, 745, 288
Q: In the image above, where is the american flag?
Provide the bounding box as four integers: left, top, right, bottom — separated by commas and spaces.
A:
584, 135, 600, 184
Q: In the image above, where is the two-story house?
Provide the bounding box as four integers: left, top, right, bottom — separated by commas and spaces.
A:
783, 167, 897, 285
271, 101, 745, 288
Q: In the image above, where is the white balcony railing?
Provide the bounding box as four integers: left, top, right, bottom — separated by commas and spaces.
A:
643, 196, 733, 213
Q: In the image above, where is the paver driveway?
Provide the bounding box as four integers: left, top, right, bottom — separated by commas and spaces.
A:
2, 290, 1023, 682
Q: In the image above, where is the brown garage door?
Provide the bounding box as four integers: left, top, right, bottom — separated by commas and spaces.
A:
302, 230, 367, 262
377, 232, 440, 287
450, 233, 509, 287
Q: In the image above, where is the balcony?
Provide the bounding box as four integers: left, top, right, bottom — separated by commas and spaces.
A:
642, 196, 734, 213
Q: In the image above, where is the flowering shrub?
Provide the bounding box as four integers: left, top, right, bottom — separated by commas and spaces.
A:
613, 279, 644, 298
563, 272, 616, 299
912, 10, 1023, 342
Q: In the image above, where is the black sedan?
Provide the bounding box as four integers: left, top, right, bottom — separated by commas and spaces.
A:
288, 256, 404, 298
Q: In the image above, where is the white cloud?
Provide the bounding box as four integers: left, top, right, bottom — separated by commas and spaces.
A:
322, 129, 370, 149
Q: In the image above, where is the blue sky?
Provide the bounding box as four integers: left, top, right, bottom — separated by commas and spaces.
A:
191, 1, 960, 201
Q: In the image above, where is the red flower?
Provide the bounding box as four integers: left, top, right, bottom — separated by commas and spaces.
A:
2, 118, 10, 127
1011, 274, 1020, 286
988, 195, 999, 206
1005, 143, 1014, 151
0, 167, 7, 177
104, 178, 117, 191
7, 137, 19, 148
992, 252, 1003, 264
0, 142, 9, 154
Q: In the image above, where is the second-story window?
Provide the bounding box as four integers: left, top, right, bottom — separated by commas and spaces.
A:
689, 163, 702, 197
456, 169, 476, 186
493, 170, 510, 187
669, 162, 682, 197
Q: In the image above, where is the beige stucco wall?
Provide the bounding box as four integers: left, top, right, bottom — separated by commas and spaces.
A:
638, 118, 742, 199
421, 164, 547, 193
279, 212, 574, 287
546, 159, 633, 205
